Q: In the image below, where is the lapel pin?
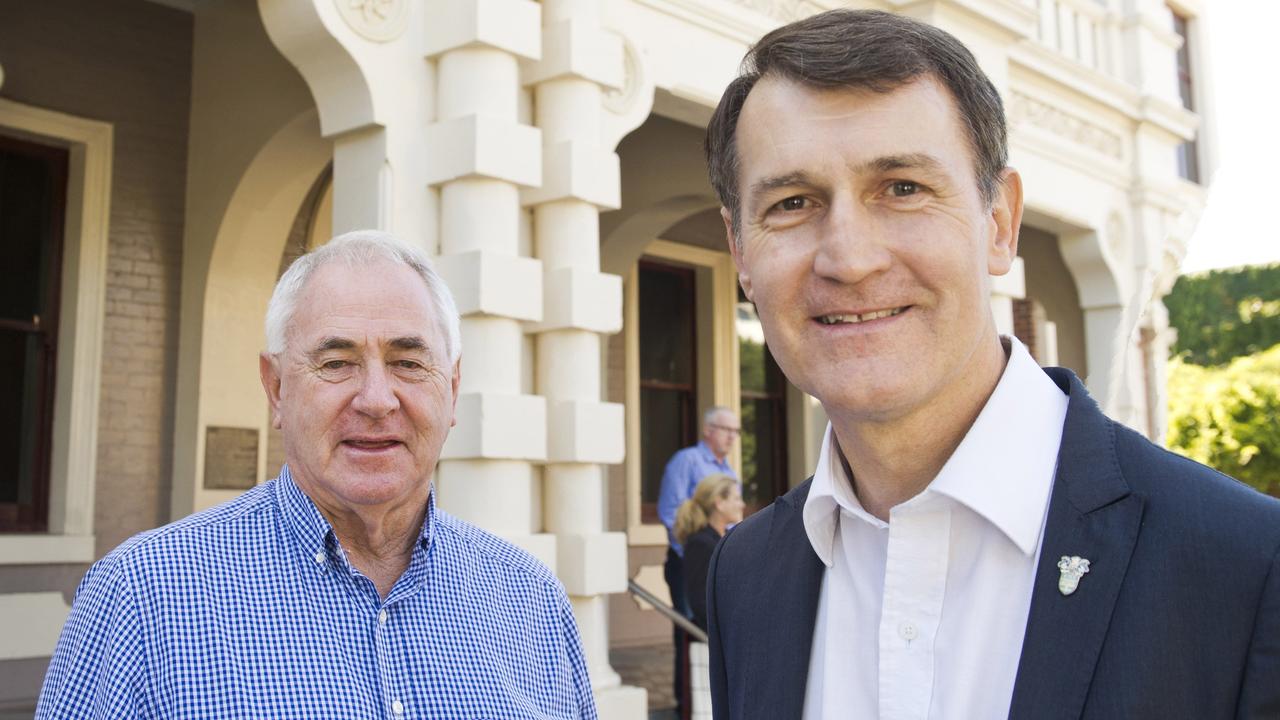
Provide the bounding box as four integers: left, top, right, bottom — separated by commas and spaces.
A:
1057, 555, 1090, 596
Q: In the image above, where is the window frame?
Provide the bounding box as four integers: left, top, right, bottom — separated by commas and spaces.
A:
624, 240, 739, 547
0, 133, 69, 533
0, 99, 112, 565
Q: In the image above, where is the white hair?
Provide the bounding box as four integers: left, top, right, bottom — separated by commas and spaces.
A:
264, 230, 461, 364
703, 405, 735, 427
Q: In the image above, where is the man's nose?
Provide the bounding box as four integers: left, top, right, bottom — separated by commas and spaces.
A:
812, 198, 892, 284
351, 363, 399, 418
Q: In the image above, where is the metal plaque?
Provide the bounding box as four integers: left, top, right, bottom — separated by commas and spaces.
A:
204, 426, 259, 490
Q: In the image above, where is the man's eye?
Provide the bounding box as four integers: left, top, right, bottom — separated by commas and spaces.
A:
776, 196, 808, 211
394, 360, 423, 370
889, 181, 921, 197
322, 360, 348, 370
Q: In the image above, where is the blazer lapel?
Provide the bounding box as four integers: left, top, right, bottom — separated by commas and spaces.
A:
744, 481, 825, 719
1008, 369, 1146, 720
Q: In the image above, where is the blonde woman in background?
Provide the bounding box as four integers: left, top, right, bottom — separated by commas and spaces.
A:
675, 473, 745, 633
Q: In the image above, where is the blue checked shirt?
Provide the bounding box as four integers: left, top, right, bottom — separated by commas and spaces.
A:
38, 467, 598, 719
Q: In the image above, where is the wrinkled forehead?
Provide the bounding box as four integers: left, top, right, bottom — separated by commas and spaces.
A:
288, 260, 443, 353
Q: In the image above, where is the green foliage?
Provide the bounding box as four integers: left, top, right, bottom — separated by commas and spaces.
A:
1164, 263, 1280, 366
1167, 343, 1280, 497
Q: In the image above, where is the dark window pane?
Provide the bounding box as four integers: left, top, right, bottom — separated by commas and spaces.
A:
640, 387, 693, 522
1170, 9, 1201, 184
741, 397, 784, 512
737, 295, 789, 516
738, 303, 767, 394
1177, 140, 1200, 184
638, 261, 699, 524
639, 263, 695, 385
0, 148, 61, 322
0, 331, 45, 505
0, 134, 67, 532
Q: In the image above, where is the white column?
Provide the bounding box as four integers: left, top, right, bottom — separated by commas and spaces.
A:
525, 0, 644, 716
990, 257, 1026, 338
425, 0, 557, 567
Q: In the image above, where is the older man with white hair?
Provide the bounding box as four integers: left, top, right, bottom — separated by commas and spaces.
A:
38, 231, 598, 719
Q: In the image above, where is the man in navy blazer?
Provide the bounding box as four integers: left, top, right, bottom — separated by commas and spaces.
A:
703, 9, 1280, 719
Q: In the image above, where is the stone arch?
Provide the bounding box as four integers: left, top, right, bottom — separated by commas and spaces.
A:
1023, 207, 1128, 414
175, 109, 332, 513
601, 194, 721, 276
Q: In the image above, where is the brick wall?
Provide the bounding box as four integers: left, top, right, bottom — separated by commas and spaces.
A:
0, 0, 193, 560
1013, 298, 1039, 363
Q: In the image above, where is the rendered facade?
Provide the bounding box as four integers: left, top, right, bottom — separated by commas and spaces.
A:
0, 0, 1211, 714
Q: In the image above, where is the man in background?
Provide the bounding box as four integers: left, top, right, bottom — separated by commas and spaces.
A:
657, 405, 739, 712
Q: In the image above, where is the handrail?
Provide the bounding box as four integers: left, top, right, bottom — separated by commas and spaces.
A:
626, 579, 708, 643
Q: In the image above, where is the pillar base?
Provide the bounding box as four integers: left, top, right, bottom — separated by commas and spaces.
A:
593, 684, 647, 720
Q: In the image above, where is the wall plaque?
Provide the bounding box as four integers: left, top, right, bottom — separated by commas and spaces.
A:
204, 426, 259, 491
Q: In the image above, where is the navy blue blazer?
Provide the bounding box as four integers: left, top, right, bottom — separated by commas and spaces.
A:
707, 367, 1280, 719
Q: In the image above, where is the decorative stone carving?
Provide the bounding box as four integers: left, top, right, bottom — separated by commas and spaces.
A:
1008, 91, 1123, 160
604, 34, 642, 115
602, 32, 655, 151
729, 0, 819, 22
334, 0, 410, 43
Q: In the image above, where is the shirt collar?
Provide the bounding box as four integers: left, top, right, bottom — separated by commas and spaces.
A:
275, 465, 437, 564
696, 440, 729, 468
803, 337, 1068, 566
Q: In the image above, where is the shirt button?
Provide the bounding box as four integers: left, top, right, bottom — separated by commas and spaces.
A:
378, 609, 388, 624
312, 551, 325, 565
392, 699, 404, 716
899, 622, 919, 641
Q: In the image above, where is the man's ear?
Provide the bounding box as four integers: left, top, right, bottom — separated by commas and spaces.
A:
987, 168, 1024, 276
259, 352, 284, 430
449, 357, 461, 428
722, 206, 753, 301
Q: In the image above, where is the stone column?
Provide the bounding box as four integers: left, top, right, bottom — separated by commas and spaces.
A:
990, 257, 1026, 339
525, 0, 645, 716
426, 0, 558, 567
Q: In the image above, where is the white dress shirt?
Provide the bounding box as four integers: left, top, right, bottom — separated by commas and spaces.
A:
801, 338, 1069, 720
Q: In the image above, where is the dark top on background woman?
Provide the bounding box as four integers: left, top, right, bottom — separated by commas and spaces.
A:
673, 473, 744, 635
683, 524, 723, 632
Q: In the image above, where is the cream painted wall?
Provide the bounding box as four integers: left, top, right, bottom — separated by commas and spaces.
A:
1020, 226, 1088, 376
172, 0, 324, 517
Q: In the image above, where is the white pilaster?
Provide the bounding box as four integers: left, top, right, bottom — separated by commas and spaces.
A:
526, 0, 644, 715
990, 257, 1026, 338
426, 0, 554, 564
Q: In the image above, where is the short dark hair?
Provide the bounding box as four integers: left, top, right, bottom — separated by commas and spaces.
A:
705, 9, 1008, 232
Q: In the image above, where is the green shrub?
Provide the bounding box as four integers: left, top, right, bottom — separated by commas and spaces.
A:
1164, 263, 1280, 366
1167, 343, 1280, 497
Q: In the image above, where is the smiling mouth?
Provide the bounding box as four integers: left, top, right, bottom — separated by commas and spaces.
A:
342, 440, 402, 450
816, 307, 909, 325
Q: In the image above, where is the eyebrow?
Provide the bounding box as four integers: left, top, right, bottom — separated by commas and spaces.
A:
311, 337, 356, 353
307, 335, 431, 355
748, 171, 814, 202
859, 153, 947, 175
388, 336, 429, 352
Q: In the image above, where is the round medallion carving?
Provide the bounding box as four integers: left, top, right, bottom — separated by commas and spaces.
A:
604, 34, 641, 115
334, 0, 410, 43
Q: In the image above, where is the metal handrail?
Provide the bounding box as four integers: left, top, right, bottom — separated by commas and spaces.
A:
626, 579, 708, 643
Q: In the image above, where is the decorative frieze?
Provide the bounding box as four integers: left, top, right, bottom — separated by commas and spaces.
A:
1009, 90, 1123, 159
728, 0, 819, 23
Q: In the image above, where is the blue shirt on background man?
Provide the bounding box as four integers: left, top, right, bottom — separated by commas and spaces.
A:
658, 441, 737, 556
